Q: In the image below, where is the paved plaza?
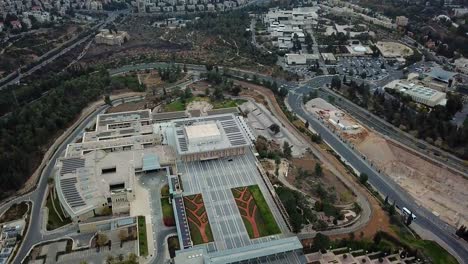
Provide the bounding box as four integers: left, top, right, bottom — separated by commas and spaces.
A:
177, 151, 305, 263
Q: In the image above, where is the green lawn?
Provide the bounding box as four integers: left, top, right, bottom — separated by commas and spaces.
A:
138, 216, 148, 256
46, 191, 71, 230
187, 219, 214, 245
164, 100, 185, 112
212, 99, 246, 109
161, 198, 175, 226
247, 185, 281, 237
395, 227, 458, 264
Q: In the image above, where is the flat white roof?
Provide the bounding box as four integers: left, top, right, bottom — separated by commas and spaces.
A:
185, 123, 221, 141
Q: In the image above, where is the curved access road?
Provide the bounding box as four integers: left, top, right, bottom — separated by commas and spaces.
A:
0, 95, 143, 264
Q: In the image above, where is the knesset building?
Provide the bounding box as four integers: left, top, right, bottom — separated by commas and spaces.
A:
53, 109, 304, 263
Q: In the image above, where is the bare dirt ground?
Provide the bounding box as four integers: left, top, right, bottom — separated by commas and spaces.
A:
288, 153, 355, 205
186, 100, 213, 114
106, 101, 147, 114
360, 135, 468, 227
305, 98, 468, 227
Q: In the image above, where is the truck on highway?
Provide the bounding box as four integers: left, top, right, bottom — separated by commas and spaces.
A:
403, 207, 417, 220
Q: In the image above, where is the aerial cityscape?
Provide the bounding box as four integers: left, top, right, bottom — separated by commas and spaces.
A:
0, 0, 467, 264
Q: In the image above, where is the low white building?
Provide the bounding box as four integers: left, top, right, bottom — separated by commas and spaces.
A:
384, 80, 447, 107
95, 29, 130, 46
285, 53, 320, 65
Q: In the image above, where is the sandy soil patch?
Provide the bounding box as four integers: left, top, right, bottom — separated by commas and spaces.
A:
305, 97, 467, 227
376, 41, 413, 58
355, 133, 468, 227
186, 99, 213, 114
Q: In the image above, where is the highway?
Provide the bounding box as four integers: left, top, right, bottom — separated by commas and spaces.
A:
0, 11, 127, 90
288, 83, 468, 264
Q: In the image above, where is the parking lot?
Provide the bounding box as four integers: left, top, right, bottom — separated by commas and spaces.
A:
335, 56, 402, 81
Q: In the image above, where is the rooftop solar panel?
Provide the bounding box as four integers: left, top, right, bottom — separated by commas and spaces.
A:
60, 158, 85, 176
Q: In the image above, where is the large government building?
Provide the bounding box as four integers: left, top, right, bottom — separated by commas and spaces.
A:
54, 108, 305, 263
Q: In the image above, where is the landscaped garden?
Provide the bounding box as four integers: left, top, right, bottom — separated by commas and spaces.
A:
160, 184, 175, 227
46, 189, 71, 230
137, 216, 148, 256
183, 194, 214, 245
232, 185, 280, 238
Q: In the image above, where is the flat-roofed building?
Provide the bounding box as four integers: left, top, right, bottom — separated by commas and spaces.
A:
171, 114, 250, 162
384, 80, 447, 107
321, 53, 337, 64
95, 29, 130, 46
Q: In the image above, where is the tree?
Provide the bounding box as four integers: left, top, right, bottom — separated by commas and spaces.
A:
104, 95, 112, 106
406, 215, 413, 226
373, 231, 382, 244
388, 201, 396, 216
331, 76, 341, 90
206, 64, 213, 71
359, 173, 368, 184
231, 85, 241, 96
269, 123, 280, 134
343, 75, 347, 84
96, 233, 109, 247
315, 163, 323, 177
283, 141, 292, 159
313, 233, 330, 251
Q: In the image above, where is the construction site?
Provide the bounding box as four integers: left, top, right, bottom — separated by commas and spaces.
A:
305, 98, 468, 228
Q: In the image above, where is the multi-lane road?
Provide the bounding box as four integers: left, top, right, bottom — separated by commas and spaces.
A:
2, 60, 467, 263
288, 79, 468, 264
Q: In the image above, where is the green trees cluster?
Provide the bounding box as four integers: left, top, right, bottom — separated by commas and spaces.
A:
0, 70, 138, 198
186, 11, 277, 65
372, 90, 468, 158
276, 186, 317, 233
158, 65, 183, 83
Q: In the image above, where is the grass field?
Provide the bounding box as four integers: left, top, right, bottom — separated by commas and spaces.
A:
232, 185, 280, 238
138, 216, 148, 256
212, 99, 246, 109
164, 100, 185, 111
161, 198, 175, 226
248, 185, 281, 236
394, 227, 458, 264
46, 191, 71, 230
